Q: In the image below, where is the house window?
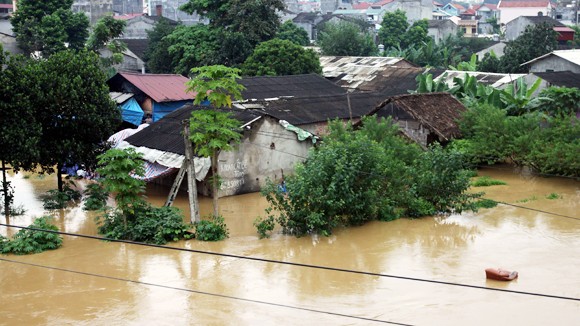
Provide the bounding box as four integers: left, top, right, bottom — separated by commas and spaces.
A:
537, 11, 543, 16
472, 28, 476, 34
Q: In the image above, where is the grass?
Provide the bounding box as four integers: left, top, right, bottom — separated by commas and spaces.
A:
474, 198, 498, 209
471, 176, 507, 187
545, 193, 561, 200
516, 195, 538, 203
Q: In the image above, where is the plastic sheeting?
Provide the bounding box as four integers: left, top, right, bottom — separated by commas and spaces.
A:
107, 124, 149, 147
120, 97, 144, 126
279, 120, 318, 143
152, 100, 191, 122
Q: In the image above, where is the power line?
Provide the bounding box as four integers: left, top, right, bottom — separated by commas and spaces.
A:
0, 257, 410, 326
477, 198, 580, 221
1, 223, 579, 302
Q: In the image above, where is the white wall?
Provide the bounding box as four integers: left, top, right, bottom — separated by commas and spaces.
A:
500, 7, 550, 25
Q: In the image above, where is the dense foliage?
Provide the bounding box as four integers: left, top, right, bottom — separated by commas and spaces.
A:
32, 50, 121, 191
276, 21, 310, 46
194, 215, 229, 241
379, 9, 408, 49
83, 183, 109, 211
143, 17, 179, 74
259, 118, 481, 237
42, 181, 81, 209
1, 216, 63, 255
317, 20, 377, 56
242, 39, 321, 76
95, 148, 194, 244
11, 0, 89, 56
498, 23, 558, 73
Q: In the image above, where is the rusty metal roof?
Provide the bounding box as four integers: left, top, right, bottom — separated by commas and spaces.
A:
108, 72, 193, 103
320, 56, 417, 79
329, 66, 427, 94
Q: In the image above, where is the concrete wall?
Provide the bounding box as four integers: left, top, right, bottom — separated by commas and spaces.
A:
428, 21, 458, 43
72, 0, 113, 25
499, 7, 551, 25
529, 56, 580, 73
199, 116, 314, 197
504, 16, 531, 41
397, 0, 433, 23
122, 16, 156, 39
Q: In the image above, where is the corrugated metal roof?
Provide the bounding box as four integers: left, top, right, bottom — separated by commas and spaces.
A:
111, 72, 193, 103
435, 70, 526, 88
330, 66, 426, 94
521, 49, 580, 67
533, 71, 580, 88
320, 56, 416, 78
109, 92, 134, 104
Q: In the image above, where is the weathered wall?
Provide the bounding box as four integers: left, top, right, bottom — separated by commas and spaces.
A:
72, 0, 113, 25
505, 17, 530, 41
529, 56, 580, 73
122, 17, 156, 39
199, 116, 314, 197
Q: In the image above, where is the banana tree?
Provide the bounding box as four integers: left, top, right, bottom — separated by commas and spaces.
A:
500, 77, 544, 116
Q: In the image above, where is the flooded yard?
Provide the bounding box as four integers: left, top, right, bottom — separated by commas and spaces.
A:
1, 166, 579, 325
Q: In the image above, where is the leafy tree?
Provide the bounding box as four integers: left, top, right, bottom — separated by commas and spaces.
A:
186, 65, 244, 218
144, 17, 180, 73
86, 15, 127, 67
379, 9, 409, 49
486, 16, 500, 35
449, 53, 478, 71
31, 50, 121, 192
401, 19, 430, 49
180, 0, 284, 46
317, 20, 377, 56
242, 39, 321, 76
11, 0, 89, 56
477, 51, 500, 73
166, 24, 220, 75
0, 48, 41, 217
277, 21, 310, 46
499, 22, 558, 73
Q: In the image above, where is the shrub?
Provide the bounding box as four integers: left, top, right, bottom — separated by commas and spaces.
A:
195, 215, 229, 241
96, 204, 193, 245
545, 193, 561, 200
42, 181, 81, 209
474, 198, 498, 209
83, 183, 109, 211
471, 176, 507, 187
2, 216, 63, 255
254, 216, 275, 239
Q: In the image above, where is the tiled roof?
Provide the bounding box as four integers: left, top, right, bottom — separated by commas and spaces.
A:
259, 92, 388, 126
369, 93, 467, 141
108, 72, 193, 103
499, 0, 550, 8
240, 74, 345, 100
374, 0, 396, 6
124, 104, 261, 155
353, 2, 372, 9
0, 4, 13, 9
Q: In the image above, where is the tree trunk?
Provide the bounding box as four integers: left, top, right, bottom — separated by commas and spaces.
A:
2, 160, 10, 220
57, 162, 63, 192
211, 151, 219, 217
183, 123, 200, 223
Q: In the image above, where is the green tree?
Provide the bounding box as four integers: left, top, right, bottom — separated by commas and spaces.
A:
477, 51, 500, 72
166, 24, 220, 75
242, 39, 321, 76
144, 17, 180, 73
11, 0, 89, 56
537, 86, 580, 116
186, 65, 245, 217
499, 22, 558, 73
0, 48, 41, 217
379, 9, 409, 49
277, 20, 310, 46
180, 0, 285, 46
317, 20, 377, 56
86, 15, 127, 67
31, 50, 121, 192
401, 19, 430, 49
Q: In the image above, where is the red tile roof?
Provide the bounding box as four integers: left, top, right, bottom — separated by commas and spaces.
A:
353, 2, 372, 9
118, 72, 193, 103
463, 8, 476, 15
433, 1, 444, 7
499, 0, 550, 8
450, 3, 466, 10
113, 13, 145, 20
0, 4, 13, 9
374, 0, 396, 6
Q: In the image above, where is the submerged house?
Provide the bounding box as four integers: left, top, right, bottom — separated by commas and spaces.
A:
107, 72, 193, 122
365, 93, 467, 147
109, 92, 144, 127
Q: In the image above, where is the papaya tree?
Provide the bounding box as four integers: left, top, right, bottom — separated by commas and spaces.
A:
185, 65, 245, 217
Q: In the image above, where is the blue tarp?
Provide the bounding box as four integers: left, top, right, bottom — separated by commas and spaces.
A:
120, 98, 144, 126
152, 100, 191, 122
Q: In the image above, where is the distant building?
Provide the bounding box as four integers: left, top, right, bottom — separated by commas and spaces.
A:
427, 19, 458, 43
497, 0, 554, 25
505, 16, 575, 44
522, 49, 580, 73
112, 0, 143, 14
72, 0, 114, 25
146, 0, 204, 25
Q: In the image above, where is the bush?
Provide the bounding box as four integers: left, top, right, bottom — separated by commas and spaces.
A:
471, 176, 507, 187
2, 216, 63, 255
545, 193, 561, 200
474, 198, 498, 209
254, 216, 275, 239
195, 215, 229, 241
96, 204, 193, 245
83, 183, 108, 211
42, 182, 82, 209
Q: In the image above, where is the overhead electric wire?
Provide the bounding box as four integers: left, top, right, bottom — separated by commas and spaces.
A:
0, 257, 410, 326
1, 223, 579, 302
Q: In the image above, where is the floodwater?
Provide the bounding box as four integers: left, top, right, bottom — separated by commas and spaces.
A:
0, 166, 579, 325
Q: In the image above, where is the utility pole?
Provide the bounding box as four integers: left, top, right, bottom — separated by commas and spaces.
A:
183, 122, 200, 223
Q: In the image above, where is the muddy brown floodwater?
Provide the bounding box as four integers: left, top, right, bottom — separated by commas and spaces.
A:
0, 166, 579, 325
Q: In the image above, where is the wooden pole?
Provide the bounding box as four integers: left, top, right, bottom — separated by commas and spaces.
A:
183, 122, 200, 223
1, 160, 10, 219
